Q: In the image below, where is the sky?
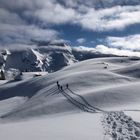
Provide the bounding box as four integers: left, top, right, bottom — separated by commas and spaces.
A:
0, 0, 140, 56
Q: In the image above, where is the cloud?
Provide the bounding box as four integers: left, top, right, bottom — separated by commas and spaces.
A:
0, 8, 25, 25
33, 4, 76, 24
95, 34, 140, 57
96, 45, 140, 57
73, 46, 96, 52
0, 0, 77, 45
1, 0, 140, 30
58, 0, 140, 9
0, 22, 58, 44
28, 3, 140, 31
0, 0, 76, 25
77, 5, 140, 31
73, 44, 140, 57
0, 5, 59, 45
106, 35, 140, 51
76, 38, 86, 44
0, 0, 140, 47
0, 44, 37, 51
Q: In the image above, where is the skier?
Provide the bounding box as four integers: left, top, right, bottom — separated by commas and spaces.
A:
57, 81, 60, 89
60, 86, 63, 91
57, 81, 59, 85
58, 84, 60, 89
66, 84, 69, 89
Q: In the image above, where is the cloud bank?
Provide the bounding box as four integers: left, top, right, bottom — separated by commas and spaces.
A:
76, 5, 140, 31
74, 44, 140, 57
96, 45, 140, 57
0, 0, 140, 56
107, 35, 140, 51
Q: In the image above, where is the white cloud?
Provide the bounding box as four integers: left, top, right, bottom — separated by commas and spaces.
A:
73, 46, 96, 52
2, 0, 139, 31
77, 5, 140, 31
33, 4, 140, 31
0, 7, 59, 45
0, 22, 58, 44
1, 0, 140, 29
34, 4, 76, 24
0, 44, 37, 51
76, 38, 86, 44
0, 0, 140, 46
95, 34, 140, 57
107, 35, 140, 50
58, 0, 140, 9
96, 45, 140, 57
74, 44, 140, 57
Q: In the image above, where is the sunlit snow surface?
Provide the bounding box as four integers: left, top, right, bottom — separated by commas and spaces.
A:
0, 57, 140, 139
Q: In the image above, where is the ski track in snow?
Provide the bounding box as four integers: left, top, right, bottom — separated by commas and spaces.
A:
60, 87, 140, 140
61, 89, 96, 113
50, 87, 140, 140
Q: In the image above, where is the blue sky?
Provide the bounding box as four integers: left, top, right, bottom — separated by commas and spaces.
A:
0, 0, 140, 56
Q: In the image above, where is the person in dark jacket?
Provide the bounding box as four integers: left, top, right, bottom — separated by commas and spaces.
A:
66, 84, 69, 89
60, 86, 63, 91
57, 81, 59, 85
57, 81, 60, 89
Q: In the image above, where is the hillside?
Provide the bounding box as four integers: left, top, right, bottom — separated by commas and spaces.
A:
0, 57, 140, 139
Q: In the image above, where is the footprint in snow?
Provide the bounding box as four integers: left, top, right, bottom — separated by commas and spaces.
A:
102, 111, 140, 140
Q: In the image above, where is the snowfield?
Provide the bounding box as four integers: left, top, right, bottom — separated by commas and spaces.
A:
0, 56, 140, 139
0, 113, 106, 140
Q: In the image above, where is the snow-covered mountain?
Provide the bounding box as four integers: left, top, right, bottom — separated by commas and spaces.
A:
0, 44, 116, 73
0, 44, 77, 72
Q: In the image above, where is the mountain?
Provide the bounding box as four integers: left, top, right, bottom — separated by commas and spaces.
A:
0, 44, 76, 72
0, 44, 118, 73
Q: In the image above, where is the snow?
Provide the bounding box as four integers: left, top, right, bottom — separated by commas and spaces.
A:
0, 44, 121, 73
0, 56, 140, 139
0, 113, 105, 140
0, 97, 27, 116
2, 45, 77, 72
102, 111, 140, 139
125, 111, 140, 123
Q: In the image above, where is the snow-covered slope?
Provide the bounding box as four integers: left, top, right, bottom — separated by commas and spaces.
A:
114, 61, 140, 78
1, 56, 140, 140
0, 56, 140, 119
